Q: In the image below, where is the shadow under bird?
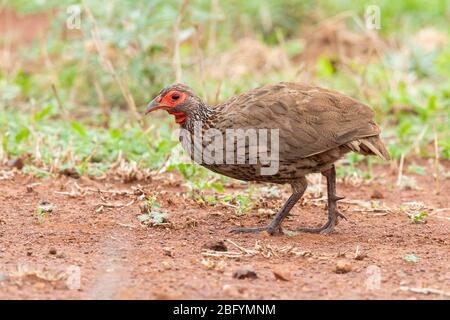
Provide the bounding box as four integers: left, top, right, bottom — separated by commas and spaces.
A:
146, 82, 390, 235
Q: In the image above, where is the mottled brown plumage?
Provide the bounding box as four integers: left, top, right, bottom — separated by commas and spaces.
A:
146, 82, 390, 235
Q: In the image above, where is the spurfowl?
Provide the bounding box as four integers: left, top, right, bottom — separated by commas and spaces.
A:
146, 82, 390, 235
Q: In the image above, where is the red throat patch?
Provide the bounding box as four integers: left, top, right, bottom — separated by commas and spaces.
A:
169, 111, 187, 124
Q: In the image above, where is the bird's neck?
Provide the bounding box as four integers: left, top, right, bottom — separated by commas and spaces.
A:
182, 103, 215, 132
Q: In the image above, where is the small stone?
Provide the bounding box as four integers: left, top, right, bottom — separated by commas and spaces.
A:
162, 247, 173, 257
301, 285, 311, 292
33, 282, 46, 290
222, 284, 247, 297
371, 189, 384, 199
223, 284, 240, 297
272, 268, 290, 281
49, 248, 57, 255
6, 158, 24, 170
59, 167, 81, 179
161, 261, 171, 270
233, 267, 257, 279
203, 240, 227, 252
335, 260, 352, 274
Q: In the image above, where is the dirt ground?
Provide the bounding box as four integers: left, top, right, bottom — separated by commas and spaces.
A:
0, 161, 449, 300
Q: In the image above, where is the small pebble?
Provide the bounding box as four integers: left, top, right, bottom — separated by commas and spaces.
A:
59, 167, 81, 179
6, 158, 24, 170
223, 284, 240, 297
272, 268, 290, 281
371, 189, 384, 199
49, 248, 57, 255
162, 247, 173, 257
335, 260, 352, 274
161, 261, 171, 270
203, 240, 228, 252
233, 267, 257, 279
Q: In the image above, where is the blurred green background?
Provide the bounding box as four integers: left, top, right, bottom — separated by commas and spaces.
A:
0, 0, 449, 184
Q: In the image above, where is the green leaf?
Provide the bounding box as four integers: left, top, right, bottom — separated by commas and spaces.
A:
316, 56, 335, 78
70, 121, 87, 137
211, 182, 225, 193
15, 127, 30, 143
34, 104, 53, 123
407, 164, 426, 175
410, 211, 428, 224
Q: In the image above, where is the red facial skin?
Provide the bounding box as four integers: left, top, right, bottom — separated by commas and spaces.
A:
146, 90, 188, 124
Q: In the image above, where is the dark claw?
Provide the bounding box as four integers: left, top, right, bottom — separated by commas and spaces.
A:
331, 195, 345, 202
336, 210, 348, 220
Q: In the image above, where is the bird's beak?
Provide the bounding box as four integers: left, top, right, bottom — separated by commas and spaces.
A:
145, 96, 167, 115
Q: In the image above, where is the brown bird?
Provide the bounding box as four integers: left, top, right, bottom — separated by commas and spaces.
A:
146, 82, 390, 235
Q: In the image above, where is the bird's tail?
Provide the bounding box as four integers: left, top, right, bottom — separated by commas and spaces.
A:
345, 136, 390, 161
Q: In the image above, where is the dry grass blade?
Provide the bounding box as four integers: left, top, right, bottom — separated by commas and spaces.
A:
201, 250, 243, 258
83, 4, 142, 122
400, 286, 450, 297
226, 239, 254, 255
96, 199, 135, 208
117, 222, 137, 229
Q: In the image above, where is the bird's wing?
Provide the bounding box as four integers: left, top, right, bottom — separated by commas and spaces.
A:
213, 82, 381, 160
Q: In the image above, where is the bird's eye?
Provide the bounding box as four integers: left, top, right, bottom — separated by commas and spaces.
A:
172, 93, 180, 100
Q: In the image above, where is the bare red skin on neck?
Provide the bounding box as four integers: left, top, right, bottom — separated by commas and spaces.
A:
168, 111, 187, 124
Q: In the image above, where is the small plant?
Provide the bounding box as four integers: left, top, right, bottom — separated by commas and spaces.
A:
137, 195, 170, 227
407, 164, 426, 175
137, 211, 169, 226
409, 211, 428, 224
143, 195, 160, 211
36, 207, 44, 224
221, 189, 257, 215
36, 200, 54, 223
403, 254, 420, 263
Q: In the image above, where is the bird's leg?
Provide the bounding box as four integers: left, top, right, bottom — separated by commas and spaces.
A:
230, 178, 307, 235
284, 165, 345, 235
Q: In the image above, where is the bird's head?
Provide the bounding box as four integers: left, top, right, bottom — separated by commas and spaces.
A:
145, 83, 204, 125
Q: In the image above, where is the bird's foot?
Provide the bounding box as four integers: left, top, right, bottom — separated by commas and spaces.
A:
282, 217, 337, 236
230, 224, 281, 235
336, 210, 347, 220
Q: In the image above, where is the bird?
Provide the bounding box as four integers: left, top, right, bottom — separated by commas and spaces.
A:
145, 82, 390, 235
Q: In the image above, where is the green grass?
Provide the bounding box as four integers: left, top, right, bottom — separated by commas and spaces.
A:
1, 0, 449, 191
